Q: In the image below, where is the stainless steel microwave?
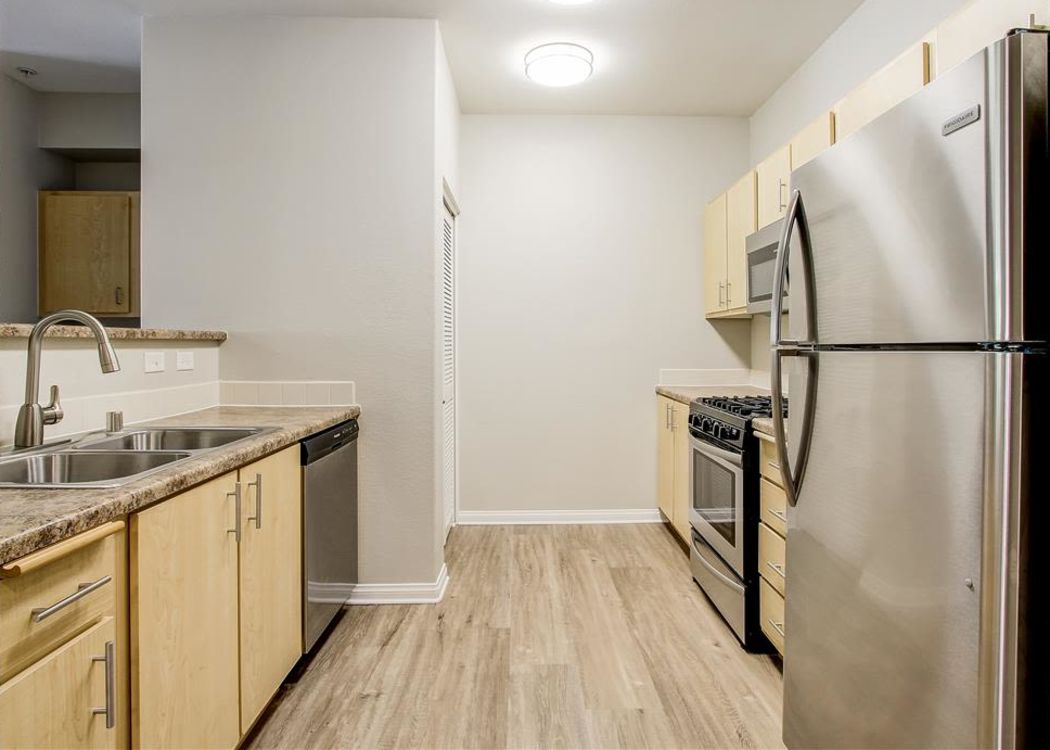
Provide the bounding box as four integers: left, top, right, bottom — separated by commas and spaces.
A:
745, 218, 789, 314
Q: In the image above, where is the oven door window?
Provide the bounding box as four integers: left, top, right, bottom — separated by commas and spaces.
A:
693, 448, 737, 546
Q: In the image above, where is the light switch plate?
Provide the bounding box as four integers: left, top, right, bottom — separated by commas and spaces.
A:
144, 351, 166, 373
176, 351, 195, 371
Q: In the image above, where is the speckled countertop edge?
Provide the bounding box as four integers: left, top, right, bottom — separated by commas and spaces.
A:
0, 323, 228, 342
0, 405, 359, 564
752, 417, 775, 437
656, 384, 771, 406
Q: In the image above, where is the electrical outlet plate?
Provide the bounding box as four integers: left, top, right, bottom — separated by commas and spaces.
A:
144, 351, 166, 373
176, 351, 195, 371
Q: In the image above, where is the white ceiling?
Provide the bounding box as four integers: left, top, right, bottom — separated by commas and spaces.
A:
1, 0, 865, 116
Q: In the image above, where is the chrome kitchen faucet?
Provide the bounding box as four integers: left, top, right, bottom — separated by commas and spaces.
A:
14, 310, 120, 448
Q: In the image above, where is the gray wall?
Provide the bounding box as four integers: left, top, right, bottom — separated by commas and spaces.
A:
0, 75, 74, 322
38, 93, 140, 150
141, 16, 449, 585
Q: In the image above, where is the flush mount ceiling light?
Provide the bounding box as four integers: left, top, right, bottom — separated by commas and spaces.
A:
549, 0, 595, 4
524, 43, 594, 87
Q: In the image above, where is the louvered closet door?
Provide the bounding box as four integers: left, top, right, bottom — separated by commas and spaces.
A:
441, 203, 457, 539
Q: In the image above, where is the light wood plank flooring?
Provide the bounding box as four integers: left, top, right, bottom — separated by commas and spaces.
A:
248, 524, 784, 749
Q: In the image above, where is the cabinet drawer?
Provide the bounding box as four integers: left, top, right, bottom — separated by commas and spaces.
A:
760, 478, 787, 537
758, 437, 783, 486
1, 526, 121, 684
0, 616, 118, 749
759, 578, 785, 656
758, 522, 786, 596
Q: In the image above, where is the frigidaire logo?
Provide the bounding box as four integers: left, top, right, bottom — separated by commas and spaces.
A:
943, 105, 981, 136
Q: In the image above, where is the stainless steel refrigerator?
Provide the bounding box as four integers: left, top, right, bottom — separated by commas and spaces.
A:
768, 30, 1048, 749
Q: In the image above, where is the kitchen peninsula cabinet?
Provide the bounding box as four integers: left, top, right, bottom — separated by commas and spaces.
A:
132, 445, 302, 748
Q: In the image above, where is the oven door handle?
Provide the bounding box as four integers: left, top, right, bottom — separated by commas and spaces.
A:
689, 437, 743, 469
690, 534, 745, 593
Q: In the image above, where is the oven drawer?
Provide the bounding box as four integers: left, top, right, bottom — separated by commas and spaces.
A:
759, 437, 783, 486
760, 478, 787, 537
758, 522, 786, 596
0, 523, 122, 684
760, 578, 785, 656
689, 530, 745, 642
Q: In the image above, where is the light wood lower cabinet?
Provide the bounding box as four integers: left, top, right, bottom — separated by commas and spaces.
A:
131, 445, 302, 749
656, 396, 693, 543
759, 578, 785, 655
0, 523, 128, 750
237, 447, 302, 734
656, 398, 676, 523
132, 473, 241, 750
0, 617, 119, 750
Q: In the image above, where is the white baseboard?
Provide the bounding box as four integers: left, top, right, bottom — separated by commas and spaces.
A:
455, 508, 663, 525
320, 564, 449, 605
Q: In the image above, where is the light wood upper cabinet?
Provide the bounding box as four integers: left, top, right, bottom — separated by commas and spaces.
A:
656, 397, 675, 523
756, 145, 791, 229
834, 40, 931, 141
39, 192, 140, 317
670, 402, 692, 542
936, 0, 1046, 75
132, 473, 241, 750
703, 194, 728, 315
237, 446, 302, 734
725, 172, 756, 312
0, 617, 118, 750
790, 112, 836, 170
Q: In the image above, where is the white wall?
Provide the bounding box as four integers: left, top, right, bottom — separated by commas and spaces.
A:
141, 16, 446, 585
459, 115, 750, 513
0, 75, 74, 322
431, 26, 460, 558
0, 337, 220, 446
38, 93, 140, 150
749, 0, 969, 162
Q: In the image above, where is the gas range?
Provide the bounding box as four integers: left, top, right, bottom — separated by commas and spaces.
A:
688, 395, 785, 452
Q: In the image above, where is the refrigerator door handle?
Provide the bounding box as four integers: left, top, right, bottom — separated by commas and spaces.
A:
770, 188, 816, 349
771, 188, 818, 507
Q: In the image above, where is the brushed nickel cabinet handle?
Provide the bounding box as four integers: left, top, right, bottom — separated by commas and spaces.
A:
769, 508, 787, 522
718, 281, 725, 306
767, 618, 786, 638
768, 460, 781, 471
114, 287, 124, 306
778, 180, 787, 212
726, 281, 732, 306
31, 575, 112, 623
91, 640, 116, 729
246, 472, 263, 529
227, 482, 242, 543
766, 560, 786, 579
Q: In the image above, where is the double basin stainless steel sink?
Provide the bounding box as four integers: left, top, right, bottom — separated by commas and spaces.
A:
0, 427, 274, 489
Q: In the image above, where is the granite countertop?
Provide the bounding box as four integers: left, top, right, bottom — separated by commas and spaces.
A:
656, 384, 772, 406
752, 417, 775, 437
0, 405, 360, 565
0, 323, 228, 342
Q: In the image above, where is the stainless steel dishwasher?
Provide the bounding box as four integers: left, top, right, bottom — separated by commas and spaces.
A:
301, 419, 358, 652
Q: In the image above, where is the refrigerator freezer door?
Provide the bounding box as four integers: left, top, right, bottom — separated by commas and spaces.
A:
787, 32, 1047, 346
782, 350, 988, 749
